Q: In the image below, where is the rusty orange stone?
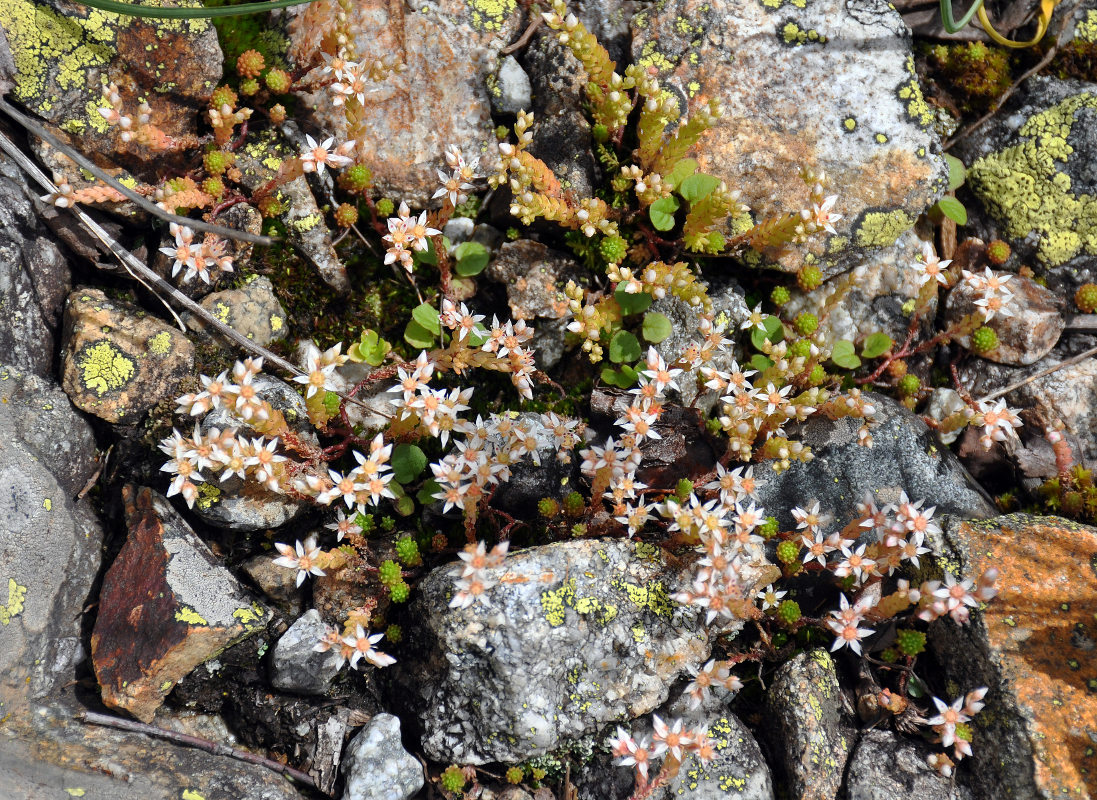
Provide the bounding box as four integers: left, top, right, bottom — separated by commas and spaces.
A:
938, 515, 1097, 799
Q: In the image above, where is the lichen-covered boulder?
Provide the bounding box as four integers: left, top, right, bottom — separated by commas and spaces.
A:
630, 0, 947, 274
957, 77, 1097, 273
753, 394, 996, 534
926, 515, 1097, 800
187, 275, 289, 348
0, 0, 221, 166
288, 0, 522, 207
91, 485, 270, 722
764, 649, 853, 800
400, 538, 771, 764
60, 288, 195, 423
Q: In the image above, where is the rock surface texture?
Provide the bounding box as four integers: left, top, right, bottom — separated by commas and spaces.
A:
845, 729, 968, 800
928, 515, 1097, 800
61, 288, 195, 423
754, 394, 996, 533
271, 609, 342, 695
340, 713, 424, 800
91, 485, 270, 722
401, 538, 770, 764
630, 0, 947, 273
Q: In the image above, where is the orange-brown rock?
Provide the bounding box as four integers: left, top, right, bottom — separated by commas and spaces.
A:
91, 486, 270, 722
931, 514, 1097, 799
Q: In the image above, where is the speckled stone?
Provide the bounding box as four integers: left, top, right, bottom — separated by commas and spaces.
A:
91, 486, 270, 722
492, 55, 531, 114
287, 0, 522, 207
781, 229, 936, 349
953, 78, 1097, 273
270, 609, 341, 695
765, 649, 853, 800
400, 538, 774, 764
753, 393, 996, 535
927, 515, 1097, 800
187, 275, 289, 348
943, 272, 1064, 365
341, 713, 424, 800
630, 0, 947, 273
60, 288, 195, 424
846, 729, 968, 800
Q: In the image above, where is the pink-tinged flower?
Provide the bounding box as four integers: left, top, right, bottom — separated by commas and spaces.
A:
912, 241, 952, 287
615, 734, 654, 781
927, 694, 970, 748
342, 625, 396, 668
826, 593, 874, 655
300, 134, 352, 174
651, 715, 691, 761
807, 194, 842, 234
272, 537, 325, 586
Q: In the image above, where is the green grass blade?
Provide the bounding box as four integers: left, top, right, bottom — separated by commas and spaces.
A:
938, 0, 985, 33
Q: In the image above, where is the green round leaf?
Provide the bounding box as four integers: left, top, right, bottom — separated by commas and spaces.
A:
664, 158, 699, 189
831, 340, 862, 369
609, 330, 642, 364
642, 312, 673, 343
453, 241, 490, 276
614, 289, 653, 315
417, 479, 442, 505
935, 196, 968, 226
678, 173, 721, 204
411, 302, 442, 335
649, 196, 680, 231
403, 319, 436, 349
392, 443, 427, 484
749, 354, 774, 372
944, 154, 966, 191
861, 332, 893, 359
750, 315, 785, 351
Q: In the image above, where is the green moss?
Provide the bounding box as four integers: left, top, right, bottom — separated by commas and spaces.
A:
967, 92, 1097, 267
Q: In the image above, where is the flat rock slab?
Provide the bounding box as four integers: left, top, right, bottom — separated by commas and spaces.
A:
630, 0, 946, 272
91, 485, 270, 722
928, 515, 1097, 800
61, 288, 194, 423
401, 538, 769, 764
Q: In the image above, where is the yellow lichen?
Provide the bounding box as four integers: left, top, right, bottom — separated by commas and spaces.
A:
0, 578, 28, 625
174, 605, 208, 626
146, 331, 172, 355
852, 209, 915, 248
233, 603, 267, 627
967, 92, 1097, 267
465, 0, 517, 31
78, 341, 135, 396
1076, 10, 1097, 42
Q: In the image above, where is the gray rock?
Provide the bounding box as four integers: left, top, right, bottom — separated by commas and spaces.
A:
846, 729, 967, 800
630, 0, 947, 273
955, 77, 1097, 274
943, 272, 1063, 365
653, 282, 751, 412
486, 240, 588, 369
271, 609, 342, 695
764, 649, 852, 800
193, 373, 312, 532
186, 275, 289, 348
782, 229, 935, 346
576, 688, 774, 800
444, 215, 476, 244
241, 553, 306, 616
754, 393, 996, 534
401, 538, 746, 764
523, 31, 599, 198
493, 55, 532, 114
958, 355, 1097, 461
341, 713, 424, 800
0, 152, 69, 376
0, 365, 98, 496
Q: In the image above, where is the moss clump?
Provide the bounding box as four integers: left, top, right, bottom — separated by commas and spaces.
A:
1076, 283, 1097, 313
971, 326, 1000, 353
930, 42, 1012, 111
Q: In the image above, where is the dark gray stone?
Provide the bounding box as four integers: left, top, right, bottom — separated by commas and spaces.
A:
846, 729, 968, 800
271, 609, 341, 695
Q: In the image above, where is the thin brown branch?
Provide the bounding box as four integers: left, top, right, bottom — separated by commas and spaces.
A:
976, 343, 1097, 403
77, 711, 321, 793
501, 14, 543, 54
0, 97, 276, 245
